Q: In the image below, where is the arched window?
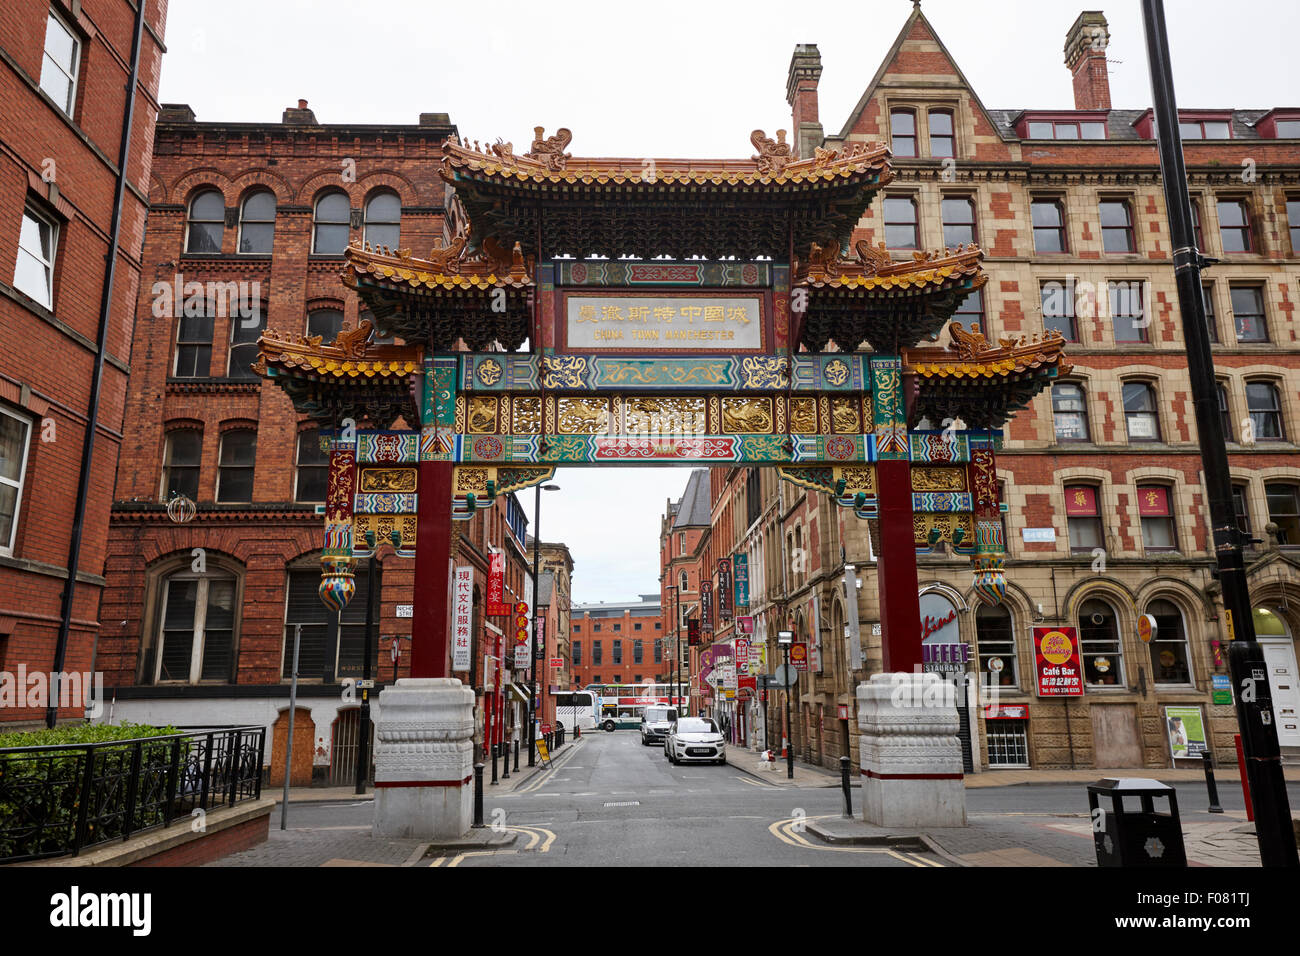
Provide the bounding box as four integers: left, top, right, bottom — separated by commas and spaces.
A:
976, 603, 1018, 688
363, 191, 401, 250
161, 429, 201, 501
890, 108, 916, 157
883, 196, 919, 249
1122, 381, 1160, 442
312, 192, 351, 255
237, 190, 276, 253
1146, 598, 1192, 685
185, 189, 224, 253
155, 566, 237, 683
216, 430, 256, 503
306, 309, 344, 341
1078, 597, 1124, 686
1245, 380, 1284, 441
1052, 382, 1089, 442
679, 570, 688, 593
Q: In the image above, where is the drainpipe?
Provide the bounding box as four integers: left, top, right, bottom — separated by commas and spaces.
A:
47, 2, 148, 728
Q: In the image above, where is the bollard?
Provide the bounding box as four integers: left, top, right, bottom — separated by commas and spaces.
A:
472, 763, 485, 828
1202, 749, 1223, 813
491, 742, 499, 785
513, 739, 520, 773
502, 739, 510, 779
840, 755, 852, 817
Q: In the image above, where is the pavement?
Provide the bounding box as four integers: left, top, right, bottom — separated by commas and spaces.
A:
206, 732, 1297, 867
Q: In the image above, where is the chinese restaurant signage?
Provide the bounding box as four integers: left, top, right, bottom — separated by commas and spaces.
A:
701, 581, 713, 632
1064, 486, 1097, 516
687, 618, 701, 646
513, 601, 531, 669
1137, 486, 1169, 516
563, 293, 765, 351
487, 551, 510, 616
920, 592, 965, 674
717, 559, 733, 622
1033, 626, 1084, 697
452, 566, 473, 671
790, 642, 809, 671
733, 555, 749, 609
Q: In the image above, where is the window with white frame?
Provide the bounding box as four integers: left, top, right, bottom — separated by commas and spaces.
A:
161, 430, 201, 502
976, 603, 1018, 689
15, 206, 58, 309
1146, 598, 1192, 685
313, 192, 350, 255
1079, 598, 1125, 686
173, 313, 214, 378
155, 570, 236, 683
40, 9, 80, 115
294, 429, 328, 502
0, 408, 33, 555
237, 190, 276, 254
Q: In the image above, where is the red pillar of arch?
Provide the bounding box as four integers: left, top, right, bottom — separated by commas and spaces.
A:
875, 458, 923, 674
411, 459, 455, 678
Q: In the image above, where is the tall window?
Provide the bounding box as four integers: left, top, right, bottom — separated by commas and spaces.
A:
237, 191, 276, 254
282, 566, 374, 681
216, 430, 256, 503
1229, 286, 1267, 342
1078, 598, 1124, 686
1031, 199, 1068, 253
313, 192, 351, 255
161, 430, 201, 501
0, 408, 32, 555
173, 313, 214, 378
1137, 485, 1177, 551
679, 570, 688, 592
633, 640, 643, 664
1099, 200, 1136, 253
156, 571, 235, 683
1216, 198, 1253, 252
40, 10, 80, 115
928, 110, 955, 158
294, 430, 328, 502
185, 190, 225, 254
976, 604, 1018, 688
654, 639, 662, 663
1203, 284, 1217, 342
573, 642, 582, 666
890, 109, 917, 158
307, 309, 344, 342
1064, 485, 1103, 552
883, 196, 918, 249
1232, 483, 1252, 537
1190, 199, 1205, 250
953, 289, 985, 334
1146, 598, 1192, 685
613, 640, 623, 665
1246, 381, 1284, 441
592, 641, 603, 665
1052, 383, 1090, 442
941, 197, 976, 248
227, 309, 266, 380
1217, 383, 1233, 441
1108, 280, 1147, 343
1123, 382, 1160, 442
1288, 197, 1300, 253
1040, 281, 1077, 340
15, 206, 58, 309
363, 192, 401, 250
1265, 483, 1300, 545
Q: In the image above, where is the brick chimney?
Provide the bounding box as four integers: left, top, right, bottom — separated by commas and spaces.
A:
786, 44, 824, 159
1064, 11, 1111, 110
282, 98, 318, 125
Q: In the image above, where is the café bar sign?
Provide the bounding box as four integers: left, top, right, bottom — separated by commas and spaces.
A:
563, 293, 766, 351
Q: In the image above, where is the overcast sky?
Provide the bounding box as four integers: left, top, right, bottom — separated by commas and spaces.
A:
158, 0, 1297, 602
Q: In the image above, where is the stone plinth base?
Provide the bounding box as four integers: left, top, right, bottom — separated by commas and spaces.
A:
372, 678, 475, 840
857, 673, 967, 828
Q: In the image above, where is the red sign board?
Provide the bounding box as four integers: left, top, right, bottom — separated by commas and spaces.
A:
1137, 485, 1169, 516
1033, 626, 1084, 697
984, 704, 1029, 720
487, 552, 511, 615
687, 618, 701, 646
837, 704, 850, 720
1064, 486, 1097, 516
549, 658, 563, 668
789, 642, 809, 671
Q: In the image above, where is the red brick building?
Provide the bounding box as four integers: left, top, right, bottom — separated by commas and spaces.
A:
658, 468, 709, 693
0, 0, 168, 727
569, 596, 664, 691
697, 7, 1300, 771
96, 102, 540, 783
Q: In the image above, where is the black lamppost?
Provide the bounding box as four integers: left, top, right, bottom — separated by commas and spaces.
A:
778, 629, 794, 780
666, 584, 679, 711
1140, 0, 1297, 866
356, 529, 397, 795
528, 483, 560, 768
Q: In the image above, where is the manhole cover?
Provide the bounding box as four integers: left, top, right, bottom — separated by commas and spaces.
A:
603, 801, 640, 807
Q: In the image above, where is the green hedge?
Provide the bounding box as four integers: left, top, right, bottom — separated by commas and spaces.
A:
0, 722, 178, 750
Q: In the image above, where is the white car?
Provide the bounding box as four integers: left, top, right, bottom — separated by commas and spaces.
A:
641, 705, 678, 746
664, 717, 727, 765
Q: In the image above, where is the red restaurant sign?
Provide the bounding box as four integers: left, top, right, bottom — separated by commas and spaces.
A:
1033, 626, 1084, 697
487, 551, 511, 616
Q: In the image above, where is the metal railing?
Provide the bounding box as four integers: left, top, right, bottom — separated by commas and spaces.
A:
0, 726, 265, 863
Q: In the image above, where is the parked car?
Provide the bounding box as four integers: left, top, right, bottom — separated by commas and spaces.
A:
640, 706, 678, 746
664, 717, 726, 765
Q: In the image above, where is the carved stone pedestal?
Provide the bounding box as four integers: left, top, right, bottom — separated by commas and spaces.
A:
372, 678, 475, 840
857, 672, 967, 828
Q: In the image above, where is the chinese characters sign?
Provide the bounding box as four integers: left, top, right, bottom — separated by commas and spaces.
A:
487, 551, 510, 616
717, 559, 733, 623
701, 582, 713, 633
1033, 626, 1083, 697
513, 601, 531, 669
452, 566, 473, 671
687, 618, 700, 646
564, 294, 764, 350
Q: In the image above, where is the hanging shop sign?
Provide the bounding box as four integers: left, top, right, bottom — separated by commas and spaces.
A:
717, 559, 733, 622
513, 601, 531, 669
1136, 614, 1157, 644
1164, 705, 1208, 758
1033, 626, 1084, 697
789, 642, 809, 671
733, 555, 749, 609
688, 618, 701, 646
452, 566, 474, 671
487, 551, 511, 616
735, 615, 754, 635
701, 581, 713, 632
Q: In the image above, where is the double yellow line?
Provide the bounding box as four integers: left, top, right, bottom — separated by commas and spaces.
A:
768, 814, 942, 867
429, 825, 558, 867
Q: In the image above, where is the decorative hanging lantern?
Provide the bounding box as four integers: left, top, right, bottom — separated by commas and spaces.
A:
165, 492, 196, 524
318, 556, 356, 612
971, 555, 1006, 607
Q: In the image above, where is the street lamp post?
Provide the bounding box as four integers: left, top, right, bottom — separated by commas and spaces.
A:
528, 483, 560, 768
1140, 0, 1296, 866
356, 530, 382, 796
665, 584, 678, 712
778, 629, 794, 780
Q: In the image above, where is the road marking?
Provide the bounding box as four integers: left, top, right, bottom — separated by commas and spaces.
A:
767, 815, 940, 867
427, 856, 445, 867
447, 849, 518, 867
515, 740, 585, 794
603, 800, 640, 807
734, 775, 776, 789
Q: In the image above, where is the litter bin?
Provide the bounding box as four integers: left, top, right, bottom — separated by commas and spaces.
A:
1086, 778, 1187, 867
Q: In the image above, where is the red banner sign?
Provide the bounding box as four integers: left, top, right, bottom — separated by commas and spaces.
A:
487, 552, 511, 616
687, 618, 701, 646
1137, 485, 1169, 515
1033, 626, 1084, 697
789, 642, 809, 671
1064, 485, 1097, 516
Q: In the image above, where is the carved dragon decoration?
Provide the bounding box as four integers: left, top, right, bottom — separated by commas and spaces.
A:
527, 126, 573, 171
750, 129, 794, 174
